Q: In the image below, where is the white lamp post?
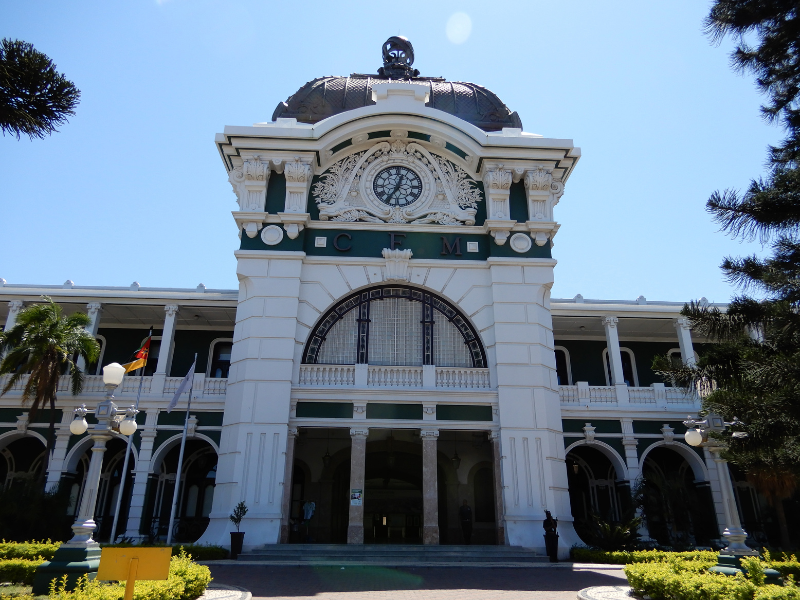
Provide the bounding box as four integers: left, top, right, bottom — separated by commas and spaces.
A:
32, 363, 139, 594
683, 414, 757, 560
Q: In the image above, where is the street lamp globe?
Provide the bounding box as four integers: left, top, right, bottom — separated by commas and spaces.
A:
119, 416, 138, 436
102, 363, 126, 387
70, 414, 88, 436
685, 428, 704, 447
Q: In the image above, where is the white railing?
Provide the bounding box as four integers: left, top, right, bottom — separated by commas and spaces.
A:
298, 365, 355, 386
203, 378, 228, 395
436, 367, 490, 389
666, 388, 696, 404
368, 366, 423, 387
163, 377, 184, 394
559, 383, 699, 407
121, 376, 152, 394
589, 386, 617, 403
628, 387, 657, 404
559, 385, 579, 403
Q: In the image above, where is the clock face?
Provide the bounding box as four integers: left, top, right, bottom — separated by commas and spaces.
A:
373, 166, 422, 207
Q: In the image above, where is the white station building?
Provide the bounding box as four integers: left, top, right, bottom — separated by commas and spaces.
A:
1, 39, 772, 556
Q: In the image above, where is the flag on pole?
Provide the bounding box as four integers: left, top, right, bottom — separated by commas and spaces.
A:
167, 358, 196, 413
121, 333, 152, 373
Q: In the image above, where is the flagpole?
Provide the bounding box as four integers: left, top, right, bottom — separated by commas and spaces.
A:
109, 328, 151, 543
166, 353, 197, 546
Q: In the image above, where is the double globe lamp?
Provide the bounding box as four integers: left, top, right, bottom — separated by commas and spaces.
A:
69, 362, 139, 437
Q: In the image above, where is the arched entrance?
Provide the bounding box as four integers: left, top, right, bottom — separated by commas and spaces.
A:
144, 438, 218, 543
640, 446, 717, 547
0, 435, 46, 488
566, 444, 628, 545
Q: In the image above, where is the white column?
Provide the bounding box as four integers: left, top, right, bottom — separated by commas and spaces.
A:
4, 300, 23, 331
421, 428, 439, 545
674, 317, 696, 367
77, 302, 102, 372
124, 410, 159, 540
152, 304, 179, 394
601, 316, 625, 385
709, 447, 755, 555
46, 412, 75, 490
1, 301, 23, 362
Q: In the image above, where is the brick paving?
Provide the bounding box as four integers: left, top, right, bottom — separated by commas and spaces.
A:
208, 564, 628, 600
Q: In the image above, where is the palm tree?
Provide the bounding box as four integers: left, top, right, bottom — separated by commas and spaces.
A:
0, 297, 100, 486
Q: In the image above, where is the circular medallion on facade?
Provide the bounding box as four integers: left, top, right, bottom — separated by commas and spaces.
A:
510, 233, 532, 253
261, 225, 284, 246
373, 166, 423, 207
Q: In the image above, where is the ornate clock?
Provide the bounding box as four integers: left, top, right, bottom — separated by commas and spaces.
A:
372, 166, 422, 207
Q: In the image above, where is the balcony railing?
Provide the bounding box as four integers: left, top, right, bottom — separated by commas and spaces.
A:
0, 374, 228, 400
297, 365, 492, 390
559, 383, 698, 406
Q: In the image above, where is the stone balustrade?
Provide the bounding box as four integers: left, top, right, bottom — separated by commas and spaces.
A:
296, 365, 492, 390
559, 383, 699, 406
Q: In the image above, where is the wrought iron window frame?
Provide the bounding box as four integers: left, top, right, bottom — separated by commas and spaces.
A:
302, 284, 486, 368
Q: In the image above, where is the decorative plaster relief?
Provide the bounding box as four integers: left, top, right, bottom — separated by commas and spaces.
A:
420, 429, 439, 438
583, 423, 596, 442
313, 140, 481, 226
482, 167, 515, 245
382, 248, 413, 281
15, 412, 28, 433
509, 233, 532, 254
228, 156, 270, 211
661, 424, 675, 442
261, 225, 284, 246
523, 166, 564, 246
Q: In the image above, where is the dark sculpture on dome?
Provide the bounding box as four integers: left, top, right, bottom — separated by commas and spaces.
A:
378, 36, 420, 79
271, 37, 523, 132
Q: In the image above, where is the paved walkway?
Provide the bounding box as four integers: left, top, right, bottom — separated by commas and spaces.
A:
208, 564, 629, 600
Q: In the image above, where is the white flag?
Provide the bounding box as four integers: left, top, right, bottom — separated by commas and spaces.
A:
167, 358, 196, 413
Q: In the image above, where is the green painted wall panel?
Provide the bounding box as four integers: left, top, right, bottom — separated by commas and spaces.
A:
555, 340, 607, 385
509, 180, 528, 222
623, 341, 679, 387
366, 403, 423, 420
98, 328, 161, 370
436, 405, 493, 421
171, 330, 233, 378
296, 402, 353, 419
265, 172, 286, 213
157, 411, 224, 427
562, 419, 621, 434
633, 420, 688, 435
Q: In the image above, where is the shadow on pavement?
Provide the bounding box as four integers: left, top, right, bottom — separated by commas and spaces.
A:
208, 565, 628, 597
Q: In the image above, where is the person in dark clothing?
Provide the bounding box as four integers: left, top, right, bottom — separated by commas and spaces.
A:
543, 510, 559, 562
459, 499, 473, 544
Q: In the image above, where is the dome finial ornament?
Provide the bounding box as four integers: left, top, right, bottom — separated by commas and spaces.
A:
378, 36, 420, 79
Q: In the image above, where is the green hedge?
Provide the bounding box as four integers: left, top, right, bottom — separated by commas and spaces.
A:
0, 541, 228, 562
624, 557, 800, 600
571, 547, 719, 565
47, 551, 211, 600
0, 540, 59, 561
0, 557, 43, 585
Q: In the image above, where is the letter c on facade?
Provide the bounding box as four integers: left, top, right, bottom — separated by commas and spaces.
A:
333, 233, 352, 252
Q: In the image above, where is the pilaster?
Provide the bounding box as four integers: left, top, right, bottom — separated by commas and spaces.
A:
601, 316, 626, 386
279, 427, 298, 543
482, 167, 514, 244
278, 159, 312, 239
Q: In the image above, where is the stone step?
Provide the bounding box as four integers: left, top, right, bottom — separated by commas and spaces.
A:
237, 544, 547, 564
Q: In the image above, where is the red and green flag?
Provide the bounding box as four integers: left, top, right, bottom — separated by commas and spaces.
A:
122, 332, 151, 373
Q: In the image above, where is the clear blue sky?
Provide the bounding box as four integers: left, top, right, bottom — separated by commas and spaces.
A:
0, 1, 779, 303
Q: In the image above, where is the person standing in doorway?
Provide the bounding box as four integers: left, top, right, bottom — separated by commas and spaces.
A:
459, 499, 473, 544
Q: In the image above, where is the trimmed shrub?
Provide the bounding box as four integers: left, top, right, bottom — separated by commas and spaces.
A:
571, 547, 718, 565
0, 540, 60, 561
0, 558, 43, 584
101, 543, 227, 562
624, 558, 800, 600
46, 551, 211, 600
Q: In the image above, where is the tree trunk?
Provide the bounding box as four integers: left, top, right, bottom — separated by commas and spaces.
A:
773, 497, 791, 550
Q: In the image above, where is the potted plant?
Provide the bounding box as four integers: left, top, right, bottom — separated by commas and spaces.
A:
229, 501, 248, 559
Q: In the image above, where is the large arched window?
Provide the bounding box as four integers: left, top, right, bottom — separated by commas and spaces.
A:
303, 285, 486, 368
